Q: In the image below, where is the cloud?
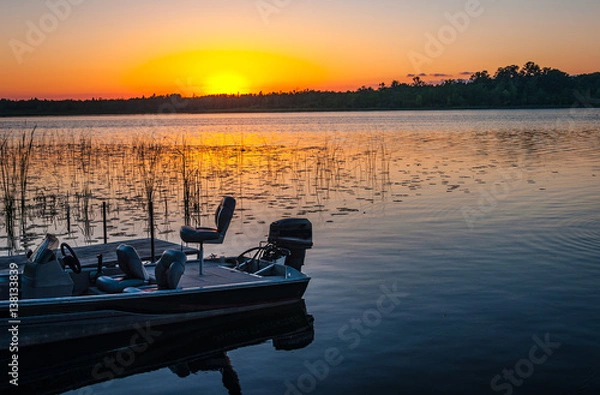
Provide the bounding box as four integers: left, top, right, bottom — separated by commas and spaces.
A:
459, 71, 474, 75
432, 73, 452, 77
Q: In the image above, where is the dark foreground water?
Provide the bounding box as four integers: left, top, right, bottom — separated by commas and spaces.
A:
1, 109, 599, 394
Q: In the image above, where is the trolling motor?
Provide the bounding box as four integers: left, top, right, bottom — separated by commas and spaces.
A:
236, 218, 313, 273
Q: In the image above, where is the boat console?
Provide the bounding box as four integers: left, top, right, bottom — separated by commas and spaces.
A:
21, 234, 74, 299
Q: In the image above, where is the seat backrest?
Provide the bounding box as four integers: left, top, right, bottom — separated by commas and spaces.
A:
215, 196, 236, 236
116, 244, 150, 281
155, 250, 187, 289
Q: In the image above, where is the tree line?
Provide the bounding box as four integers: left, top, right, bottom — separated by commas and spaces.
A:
1, 62, 599, 116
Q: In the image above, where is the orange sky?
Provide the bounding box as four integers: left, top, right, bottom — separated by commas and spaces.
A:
1, 0, 598, 100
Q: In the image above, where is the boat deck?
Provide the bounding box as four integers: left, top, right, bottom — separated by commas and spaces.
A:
0, 238, 198, 271
83, 262, 269, 295
179, 262, 267, 289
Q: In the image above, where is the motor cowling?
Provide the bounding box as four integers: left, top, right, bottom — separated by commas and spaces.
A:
268, 218, 313, 272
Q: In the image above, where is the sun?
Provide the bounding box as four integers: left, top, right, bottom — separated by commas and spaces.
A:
125, 50, 327, 97
203, 71, 249, 95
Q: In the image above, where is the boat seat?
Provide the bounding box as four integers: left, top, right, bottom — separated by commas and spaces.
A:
180, 196, 236, 272
96, 244, 153, 293
155, 249, 187, 289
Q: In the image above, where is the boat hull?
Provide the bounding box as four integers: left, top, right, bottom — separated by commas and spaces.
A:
1, 277, 309, 347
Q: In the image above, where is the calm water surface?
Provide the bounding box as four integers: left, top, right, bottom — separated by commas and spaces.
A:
1, 110, 599, 394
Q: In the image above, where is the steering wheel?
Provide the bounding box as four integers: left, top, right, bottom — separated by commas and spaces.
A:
60, 242, 82, 274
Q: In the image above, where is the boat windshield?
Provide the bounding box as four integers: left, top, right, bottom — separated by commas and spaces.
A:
30, 234, 59, 264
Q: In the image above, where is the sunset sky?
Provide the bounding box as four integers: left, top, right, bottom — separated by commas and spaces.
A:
1, 0, 598, 100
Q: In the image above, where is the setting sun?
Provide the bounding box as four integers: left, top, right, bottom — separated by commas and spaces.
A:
204, 71, 249, 95
121, 50, 327, 97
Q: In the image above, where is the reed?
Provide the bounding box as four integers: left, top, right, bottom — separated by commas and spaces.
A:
0, 134, 15, 252
174, 136, 197, 226
134, 138, 165, 260
76, 135, 94, 242
0, 128, 36, 252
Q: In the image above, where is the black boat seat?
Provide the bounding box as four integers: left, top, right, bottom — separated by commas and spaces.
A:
180, 196, 236, 245
95, 276, 149, 294
180, 196, 236, 266
155, 249, 186, 289
96, 244, 152, 293
180, 227, 223, 244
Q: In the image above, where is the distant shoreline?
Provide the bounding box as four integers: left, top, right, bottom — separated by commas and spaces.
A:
2, 62, 599, 117
0, 104, 595, 118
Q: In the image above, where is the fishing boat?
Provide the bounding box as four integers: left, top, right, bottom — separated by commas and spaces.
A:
0, 196, 314, 348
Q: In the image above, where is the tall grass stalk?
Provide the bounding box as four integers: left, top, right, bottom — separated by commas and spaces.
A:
0, 127, 36, 253
175, 136, 194, 226
135, 139, 164, 260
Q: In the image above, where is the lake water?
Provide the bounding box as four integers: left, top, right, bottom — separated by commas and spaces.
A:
1, 109, 599, 394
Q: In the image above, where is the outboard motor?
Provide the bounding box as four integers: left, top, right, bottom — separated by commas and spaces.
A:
268, 218, 313, 272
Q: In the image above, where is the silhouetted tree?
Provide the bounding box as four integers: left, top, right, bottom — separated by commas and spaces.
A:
521, 61, 542, 77
470, 70, 492, 84
412, 76, 425, 87
494, 65, 521, 82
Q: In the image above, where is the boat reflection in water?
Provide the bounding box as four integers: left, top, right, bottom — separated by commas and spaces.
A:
1, 300, 314, 394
